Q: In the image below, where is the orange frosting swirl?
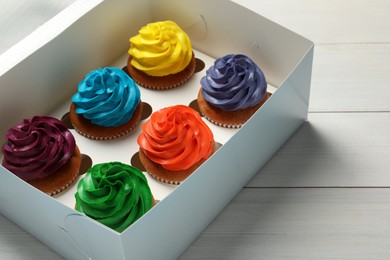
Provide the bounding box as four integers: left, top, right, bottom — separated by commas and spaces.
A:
138, 105, 214, 171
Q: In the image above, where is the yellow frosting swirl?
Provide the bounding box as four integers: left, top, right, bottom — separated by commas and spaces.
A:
128, 20, 193, 77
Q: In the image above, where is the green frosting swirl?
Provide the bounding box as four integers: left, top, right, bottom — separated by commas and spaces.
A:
75, 162, 153, 232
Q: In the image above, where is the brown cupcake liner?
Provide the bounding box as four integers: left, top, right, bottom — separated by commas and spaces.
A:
127, 52, 196, 90
28, 145, 82, 196
197, 88, 271, 128
138, 142, 217, 185
69, 102, 142, 140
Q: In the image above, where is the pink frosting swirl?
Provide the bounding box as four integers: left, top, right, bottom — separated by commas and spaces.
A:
2, 116, 76, 181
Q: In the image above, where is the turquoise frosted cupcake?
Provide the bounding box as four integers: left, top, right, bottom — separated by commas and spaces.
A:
70, 67, 142, 140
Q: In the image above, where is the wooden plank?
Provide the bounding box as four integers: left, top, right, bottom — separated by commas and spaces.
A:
4, 187, 390, 260
248, 112, 390, 187
0, 215, 61, 260
234, 0, 390, 44
310, 44, 390, 112
180, 188, 390, 259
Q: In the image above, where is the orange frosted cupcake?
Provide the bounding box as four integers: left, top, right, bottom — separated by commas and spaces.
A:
127, 20, 196, 90
198, 54, 269, 128
137, 105, 215, 184
2, 116, 81, 195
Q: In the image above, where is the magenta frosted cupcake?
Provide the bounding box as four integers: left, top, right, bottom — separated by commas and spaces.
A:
2, 116, 81, 195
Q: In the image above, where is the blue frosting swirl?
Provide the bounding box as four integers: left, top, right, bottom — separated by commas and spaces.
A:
200, 54, 267, 111
72, 67, 141, 127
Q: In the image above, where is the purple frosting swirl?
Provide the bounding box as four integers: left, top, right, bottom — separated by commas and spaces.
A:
2, 116, 76, 181
200, 54, 267, 111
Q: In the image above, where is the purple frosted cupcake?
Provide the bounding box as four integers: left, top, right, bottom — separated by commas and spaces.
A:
197, 54, 269, 128
2, 116, 81, 195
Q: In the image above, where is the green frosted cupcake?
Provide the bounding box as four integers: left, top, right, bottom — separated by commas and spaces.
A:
75, 162, 154, 232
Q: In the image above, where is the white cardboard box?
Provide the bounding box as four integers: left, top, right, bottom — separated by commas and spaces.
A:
0, 0, 313, 259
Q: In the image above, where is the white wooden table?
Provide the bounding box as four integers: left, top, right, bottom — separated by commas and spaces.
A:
1, 0, 390, 259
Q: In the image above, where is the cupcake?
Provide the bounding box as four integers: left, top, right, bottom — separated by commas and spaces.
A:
137, 105, 215, 185
1, 116, 81, 196
70, 67, 142, 140
197, 54, 270, 128
127, 20, 196, 90
75, 162, 154, 232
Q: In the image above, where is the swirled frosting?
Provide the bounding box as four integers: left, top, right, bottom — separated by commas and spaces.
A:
2, 116, 76, 181
138, 105, 214, 171
72, 67, 141, 127
75, 162, 153, 232
200, 54, 267, 111
128, 20, 193, 76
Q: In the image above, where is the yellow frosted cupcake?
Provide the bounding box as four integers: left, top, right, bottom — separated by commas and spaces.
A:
127, 20, 196, 90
